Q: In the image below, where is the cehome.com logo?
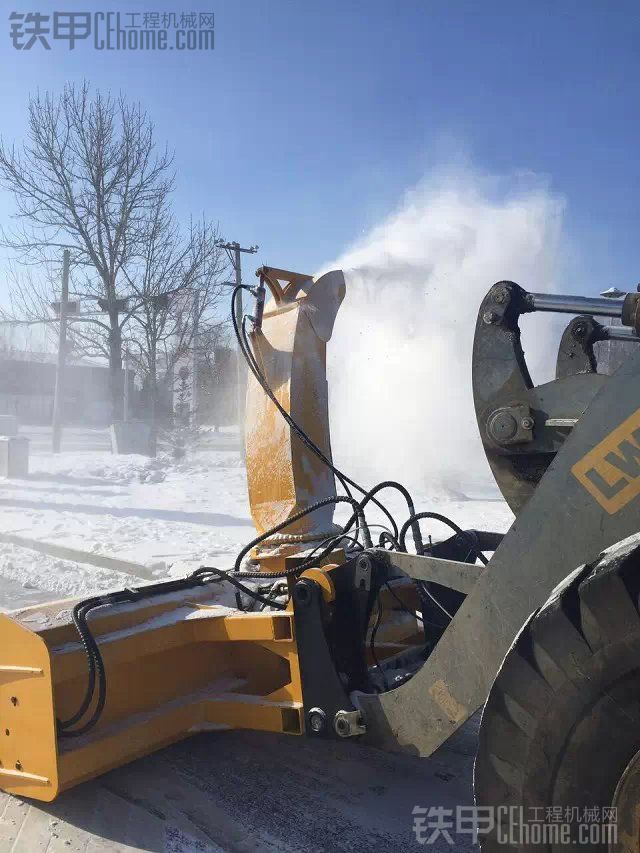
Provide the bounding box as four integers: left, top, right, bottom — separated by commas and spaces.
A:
572, 408, 640, 515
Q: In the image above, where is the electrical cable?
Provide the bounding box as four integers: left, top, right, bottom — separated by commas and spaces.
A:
398, 512, 488, 624
355, 523, 397, 541
258, 582, 289, 612
333, 479, 423, 552
383, 576, 454, 630
417, 581, 454, 622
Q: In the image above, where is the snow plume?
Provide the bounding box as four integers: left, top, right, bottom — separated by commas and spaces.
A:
325, 165, 567, 497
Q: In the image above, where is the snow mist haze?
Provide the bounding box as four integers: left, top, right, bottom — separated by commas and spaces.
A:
325, 166, 567, 496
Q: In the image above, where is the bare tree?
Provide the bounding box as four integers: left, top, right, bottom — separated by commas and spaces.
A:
122, 196, 229, 447
0, 81, 173, 419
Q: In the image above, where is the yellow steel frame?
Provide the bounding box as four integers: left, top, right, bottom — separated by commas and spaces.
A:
0, 585, 303, 802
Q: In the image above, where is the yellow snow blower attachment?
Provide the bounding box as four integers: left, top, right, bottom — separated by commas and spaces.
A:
4, 268, 640, 852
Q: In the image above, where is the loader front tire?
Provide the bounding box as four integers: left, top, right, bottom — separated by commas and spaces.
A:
474, 535, 640, 852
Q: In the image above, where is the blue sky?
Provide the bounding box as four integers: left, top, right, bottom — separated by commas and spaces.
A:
0, 0, 639, 296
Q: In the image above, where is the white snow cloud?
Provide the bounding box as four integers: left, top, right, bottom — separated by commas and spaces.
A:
324, 163, 567, 495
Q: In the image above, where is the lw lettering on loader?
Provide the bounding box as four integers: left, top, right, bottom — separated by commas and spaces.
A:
572, 407, 640, 513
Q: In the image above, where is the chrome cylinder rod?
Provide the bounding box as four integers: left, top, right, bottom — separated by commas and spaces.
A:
603, 325, 640, 342
529, 293, 625, 318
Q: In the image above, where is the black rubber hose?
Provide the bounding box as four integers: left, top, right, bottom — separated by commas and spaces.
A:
58, 576, 227, 736
399, 512, 490, 565
58, 614, 107, 738
57, 590, 132, 736
336, 481, 422, 551
56, 601, 100, 731
191, 567, 288, 609
230, 495, 372, 579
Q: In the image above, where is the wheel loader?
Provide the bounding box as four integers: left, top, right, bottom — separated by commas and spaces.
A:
1, 268, 640, 851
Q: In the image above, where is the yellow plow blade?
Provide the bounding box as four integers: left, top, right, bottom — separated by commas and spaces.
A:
0, 583, 302, 802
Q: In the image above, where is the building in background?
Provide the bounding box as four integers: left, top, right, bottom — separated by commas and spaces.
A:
0, 354, 132, 425
0, 347, 238, 427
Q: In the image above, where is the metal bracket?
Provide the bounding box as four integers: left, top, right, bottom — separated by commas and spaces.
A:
486, 403, 534, 446
292, 577, 358, 739
369, 549, 484, 594
334, 709, 366, 738
354, 554, 372, 591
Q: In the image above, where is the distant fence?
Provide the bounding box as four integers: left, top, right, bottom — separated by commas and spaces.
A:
0, 393, 52, 422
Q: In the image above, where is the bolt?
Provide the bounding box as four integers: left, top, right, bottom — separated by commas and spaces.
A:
573, 322, 588, 339
15, 761, 21, 771
483, 310, 499, 325
521, 417, 534, 430
294, 582, 312, 607
493, 288, 508, 304
335, 718, 349, 736
308, 707, 326, 735
309, 715, 324, 733
488, 410, 518, 443
333, 709, 366, 737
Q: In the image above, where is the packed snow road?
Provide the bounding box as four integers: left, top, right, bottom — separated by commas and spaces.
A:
0, 433, 513, 852
0, 723, 481, 852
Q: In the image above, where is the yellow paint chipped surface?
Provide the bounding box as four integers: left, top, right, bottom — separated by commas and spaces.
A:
428, 679, 468, 724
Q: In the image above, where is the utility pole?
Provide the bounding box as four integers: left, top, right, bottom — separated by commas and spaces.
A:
215, 240, 258, 449
52, 249, 70, 453
123, 348, 130, 423
192, 289, 200, 423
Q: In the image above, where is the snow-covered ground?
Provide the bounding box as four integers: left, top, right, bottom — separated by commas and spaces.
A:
0, 430, 513, 610
0, 447, 251, 604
